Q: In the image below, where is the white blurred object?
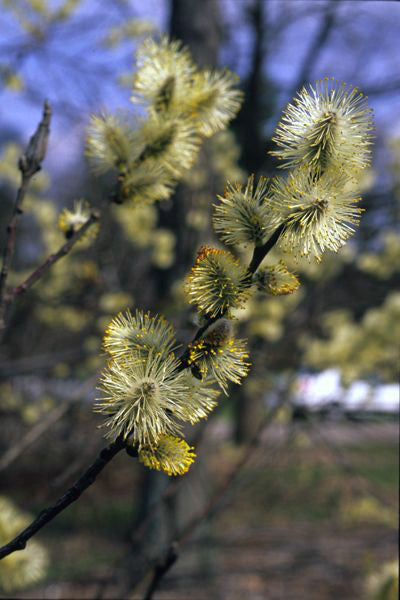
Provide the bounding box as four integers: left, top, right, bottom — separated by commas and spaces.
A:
293, 369, 399, 415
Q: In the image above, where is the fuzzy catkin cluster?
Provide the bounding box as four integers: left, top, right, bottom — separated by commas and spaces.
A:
91, 41, 374, 477
211, 76, 373, 263
86, 36, 243, 207
96, 310, 247, 474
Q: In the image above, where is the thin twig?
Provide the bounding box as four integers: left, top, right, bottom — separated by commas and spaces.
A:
10, 212, 99, 298
0, 101, 51, 330
0, 435, 129, 560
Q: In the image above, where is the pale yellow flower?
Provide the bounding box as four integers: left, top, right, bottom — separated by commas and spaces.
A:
270, 168, 363, 260
96, 351, 189, 448
185, 246, 250, 317
254, 261, 300, 295
271, 77, 374, 177
213, 175, 272, 247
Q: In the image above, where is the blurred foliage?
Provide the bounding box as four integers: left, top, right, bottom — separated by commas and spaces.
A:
366, 559, 399, 600
0, 496, 48, 591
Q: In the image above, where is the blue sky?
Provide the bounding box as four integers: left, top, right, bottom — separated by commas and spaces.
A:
0, 0, 399, 174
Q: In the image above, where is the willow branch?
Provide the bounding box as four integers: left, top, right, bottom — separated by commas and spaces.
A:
178, 221, 286, 369
0, 436, 129, 560
0, 101, 51, 330
10, 212, 99, 298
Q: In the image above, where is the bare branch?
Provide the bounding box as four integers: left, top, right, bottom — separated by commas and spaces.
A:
10, 212, 99, 298
0, 435, 129, 560
0, 101, 51, 330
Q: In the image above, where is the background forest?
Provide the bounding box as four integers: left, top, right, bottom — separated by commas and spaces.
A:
0, 1, 398, 599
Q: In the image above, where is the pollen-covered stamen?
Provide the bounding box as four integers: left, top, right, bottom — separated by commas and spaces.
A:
269, 168, 363, 260
288, 197, 329, 229
103, 309, 178, 360
270, 77, 374, 177
185, 246, 250, 317
254, 262, 300, 296
213, 175, 273, 247
134, 379, 158, 404
180, 374, 220, 423
139, 434, 196, 476
306, 111, 337, 174
95, 351, 190, 448
187, 319, 250, 393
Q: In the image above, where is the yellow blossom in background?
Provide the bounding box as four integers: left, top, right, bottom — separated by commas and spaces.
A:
304, 292, 400, 383
357, 231, 400, 279
133, 114, 200, 177
366, 560, 398, 600
131, 37, 196, 114
151, 229, 176, 269
0, 497, 48, 592
120, 162, 175, 205
103, 19, 155, 48
185, 69, 243, 137
86, 114, 135, 174
99, 292, 134, 315
112, 203, 158, 246
131, 37, 242, 137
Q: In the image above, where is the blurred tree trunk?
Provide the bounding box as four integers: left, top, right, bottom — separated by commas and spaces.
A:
169, 0, 220, 66
132, 0, 223, 568
233, 0, 272, 444
234, 0, 276, 176
151, 0, 221, 300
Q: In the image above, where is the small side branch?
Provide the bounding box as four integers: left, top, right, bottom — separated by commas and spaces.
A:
247, 222, 286, 276
143, 543, 179, 600
0, 436, 127, 560
0, 101, 51, 329
10, 212, 99, 298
